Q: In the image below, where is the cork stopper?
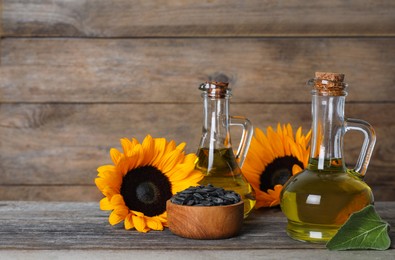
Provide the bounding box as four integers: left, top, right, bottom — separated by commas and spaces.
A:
199, 81, 231, 98
315, 72, 345, 82
311, 72, 347, 96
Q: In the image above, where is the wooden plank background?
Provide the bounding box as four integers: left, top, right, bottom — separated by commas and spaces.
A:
1, 0, 394, 201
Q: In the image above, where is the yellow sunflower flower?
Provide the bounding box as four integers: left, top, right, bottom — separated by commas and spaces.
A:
95, 135, 204, 232
242, 123, 311, 208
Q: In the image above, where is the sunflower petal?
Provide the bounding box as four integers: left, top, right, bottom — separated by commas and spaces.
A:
100, 197, 114, 211
158, 149, 183, 174
267, 126, 285, 157
121, 138, 134, 157
292, 164, 303, 175
141, 135, 155, 166
176, 142, 186, 151
146, 217, 164, 231
110, 194, 125, 206
267, 185, 283, 207
126, 145, 144, 171
306, 129, 312, 143
167, 155, 203, 187
117, 155, 131, 176
277, 123, 284, 144
132, 215, 150, 233
96, 170, 122, 190
109, 210, 125, 225
151, 138, 167, 166
295, 127, 303, 144
102, 186, 119, 198
254, 191, 276, 208
94, 178, 108, 194
124, 214, 135, 230
97, 165, 116, 175
286, 124, 294, 142
257, 129, 275, 156
289, 142, 302, 162
110, 148, 122, 165
164, 140, 176, 154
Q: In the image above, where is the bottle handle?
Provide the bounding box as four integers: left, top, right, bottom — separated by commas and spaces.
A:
345, 118, 376, 178
229, 116, 253, 167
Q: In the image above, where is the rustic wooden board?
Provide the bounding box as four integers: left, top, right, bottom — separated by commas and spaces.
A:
0, 201, 393, 258
3, 0, 395, 37
2, 249, 394, 260
0, 103, 393, 201
1, 38, 394, 103
0, 185, 102, 201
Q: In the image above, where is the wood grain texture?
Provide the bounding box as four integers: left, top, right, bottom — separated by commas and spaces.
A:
2, 250, 393, 260
1, 38, 395, 103
0, 103, 393, 201
0, 185, 102, 201
0, 201, 393, 254
1, 1, 394, 203
3, 0, 395, 37
167, 200, 244, 239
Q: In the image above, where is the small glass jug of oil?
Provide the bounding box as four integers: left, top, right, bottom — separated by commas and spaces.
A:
195, 81, 256, 218
280, 72, 376, 243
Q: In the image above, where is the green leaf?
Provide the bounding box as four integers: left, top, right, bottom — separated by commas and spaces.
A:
326, 205, 391, 250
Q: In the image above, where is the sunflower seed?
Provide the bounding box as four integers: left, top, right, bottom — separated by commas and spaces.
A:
211, 197, 224, 204
193, 192, 205, 200
186, 199, 195, 206
202, 201, 214, 206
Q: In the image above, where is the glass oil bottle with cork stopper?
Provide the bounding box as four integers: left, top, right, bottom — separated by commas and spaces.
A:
195, 81, 256, 218
280, 72, 376, 243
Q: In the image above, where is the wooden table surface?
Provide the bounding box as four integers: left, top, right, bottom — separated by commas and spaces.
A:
0, 201, 394, 259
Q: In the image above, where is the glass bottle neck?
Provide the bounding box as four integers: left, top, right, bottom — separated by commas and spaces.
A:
308, 94, 347, 171
199, 94, 231, 149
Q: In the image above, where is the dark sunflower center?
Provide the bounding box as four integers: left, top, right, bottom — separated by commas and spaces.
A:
259, 156, 303, 192
120, 166, 172, 217
136, 182, 159, 204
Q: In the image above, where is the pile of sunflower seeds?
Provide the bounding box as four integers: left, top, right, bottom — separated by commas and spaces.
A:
170, 184, 241, 206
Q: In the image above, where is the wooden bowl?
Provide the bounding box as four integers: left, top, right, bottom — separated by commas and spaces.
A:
166, 200, 244, 239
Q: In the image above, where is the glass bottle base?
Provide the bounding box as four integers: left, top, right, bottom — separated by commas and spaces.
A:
286, 220, 340, 243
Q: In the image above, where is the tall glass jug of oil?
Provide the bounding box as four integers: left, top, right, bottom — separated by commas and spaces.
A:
195, 81, 256, 217
280, 72, 376, 242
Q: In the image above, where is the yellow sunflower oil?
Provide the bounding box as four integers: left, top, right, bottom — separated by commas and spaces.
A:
196, 147, 256, 218
280, 72, 376, 243
281, 158, 373, 242
195, 81, 256, 218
